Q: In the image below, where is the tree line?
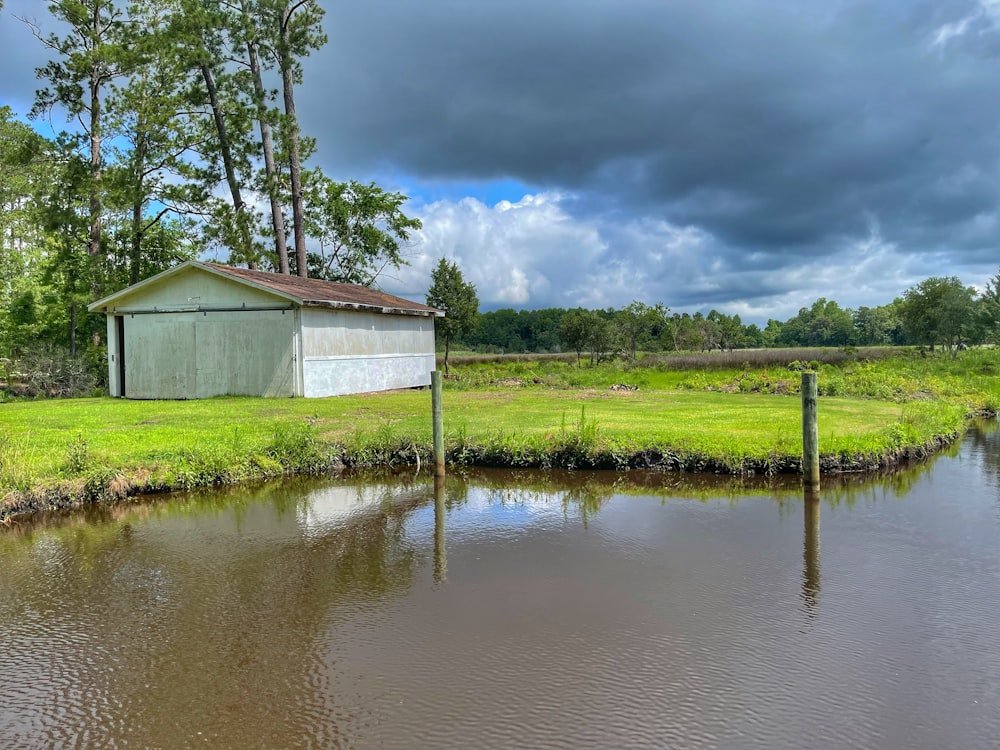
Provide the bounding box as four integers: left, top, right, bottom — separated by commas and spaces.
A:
1, 0, 419, 361
450, 273, 1000, 361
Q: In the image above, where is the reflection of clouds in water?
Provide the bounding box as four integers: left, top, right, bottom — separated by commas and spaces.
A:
296, 480, 434, 537
297, 485, 400, 536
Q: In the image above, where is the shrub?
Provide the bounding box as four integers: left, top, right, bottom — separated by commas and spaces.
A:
2, 344, 101, 399
62, 434, 92, 476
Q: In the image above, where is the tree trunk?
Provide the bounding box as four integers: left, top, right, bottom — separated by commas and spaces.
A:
200, 63, 256, 267
444, 337, 450, 377
88, 5, 102, 257
129, 130, 146, 285
130, 190, 143, 285
69, 302, 77, 357
280, 8, 308, 278
245, 25, 289, 274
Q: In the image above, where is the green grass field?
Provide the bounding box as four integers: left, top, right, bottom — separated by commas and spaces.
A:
2, 346, 995, 514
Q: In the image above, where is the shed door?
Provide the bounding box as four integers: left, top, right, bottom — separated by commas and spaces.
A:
122, 311, 294, 399
194, 313, 294, 398
123, 315, 197, 399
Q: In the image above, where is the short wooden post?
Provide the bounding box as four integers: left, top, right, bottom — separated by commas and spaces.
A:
801, 371, 820, 491
431, 370, 445, 477
433, 475, 447, 583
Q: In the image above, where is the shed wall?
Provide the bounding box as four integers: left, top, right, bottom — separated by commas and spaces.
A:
300, 308, 434, 397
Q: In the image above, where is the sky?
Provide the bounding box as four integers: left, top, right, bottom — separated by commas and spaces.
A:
2, 0, 999, 323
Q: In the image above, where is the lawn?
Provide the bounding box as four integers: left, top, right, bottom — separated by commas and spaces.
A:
0, 382, 969, 508
6, 346, 999, 513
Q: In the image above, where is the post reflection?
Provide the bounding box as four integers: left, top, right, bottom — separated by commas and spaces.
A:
802, 490, 821, 616
434, 475, 447, 583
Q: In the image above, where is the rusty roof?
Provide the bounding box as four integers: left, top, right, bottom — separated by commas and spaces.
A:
204, 263, 442, 316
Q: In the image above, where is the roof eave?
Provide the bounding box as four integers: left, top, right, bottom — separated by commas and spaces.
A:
302, 299, 444, 317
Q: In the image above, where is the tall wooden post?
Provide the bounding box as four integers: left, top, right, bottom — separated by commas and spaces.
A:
801, 371, 820, 491
431, 370, 445, 477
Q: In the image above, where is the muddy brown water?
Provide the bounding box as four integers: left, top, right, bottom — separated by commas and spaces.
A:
2, 425, 999, 749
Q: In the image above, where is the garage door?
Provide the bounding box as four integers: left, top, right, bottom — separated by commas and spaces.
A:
123, 311, 294, 399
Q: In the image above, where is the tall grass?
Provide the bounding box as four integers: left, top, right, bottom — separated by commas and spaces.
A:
0, 432, 38, 495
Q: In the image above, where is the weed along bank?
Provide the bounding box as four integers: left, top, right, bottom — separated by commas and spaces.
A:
88, 261, 443, 399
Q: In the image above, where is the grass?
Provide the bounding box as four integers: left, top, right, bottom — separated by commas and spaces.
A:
1, 345, 994, 518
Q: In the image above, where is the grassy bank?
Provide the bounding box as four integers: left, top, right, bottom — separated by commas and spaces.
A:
2, 347, 994, 520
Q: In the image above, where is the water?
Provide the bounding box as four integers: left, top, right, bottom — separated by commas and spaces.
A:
2, 426, 999, 749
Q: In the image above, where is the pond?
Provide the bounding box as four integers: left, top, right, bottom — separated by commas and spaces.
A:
2, 425, 999, 749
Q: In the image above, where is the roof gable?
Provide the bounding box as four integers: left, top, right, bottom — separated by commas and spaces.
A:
87, 263, 291, 312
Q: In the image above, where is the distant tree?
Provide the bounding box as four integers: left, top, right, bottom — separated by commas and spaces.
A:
615, 301, 653, 361
426, 258, 478, 376
743, 323, 764, 348
0, 107, 52, 315
0, 113, 55, 356
670, 312, 704, 351
899, 276, 978, 355
586, 313, 616, 366
852, 305, 899, 346
624, 302, 670, 356
779, 298, 854, 347
761, 318, 784, 348
691, 312, 720, 351
526, 308, 564, 352
560, 309, 591, 366
708, 310, 745, 351
662, 313, 682, 351
465, 308, 518, 352
980, 266, 1000, 343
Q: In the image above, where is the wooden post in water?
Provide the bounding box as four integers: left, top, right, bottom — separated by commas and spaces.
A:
431, 370, 445, 477
801, 371, 820, 491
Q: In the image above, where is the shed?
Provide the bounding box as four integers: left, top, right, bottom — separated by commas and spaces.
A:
87, 261, 443, 399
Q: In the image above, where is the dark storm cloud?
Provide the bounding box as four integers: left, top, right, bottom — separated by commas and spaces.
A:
2, 0, 997, 316
304, 0, 1000, 267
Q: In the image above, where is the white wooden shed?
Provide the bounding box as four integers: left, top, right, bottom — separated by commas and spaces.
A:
87, 261, 443, 399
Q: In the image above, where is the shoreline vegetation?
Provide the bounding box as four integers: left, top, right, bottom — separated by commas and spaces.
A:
2, 347, 998, 523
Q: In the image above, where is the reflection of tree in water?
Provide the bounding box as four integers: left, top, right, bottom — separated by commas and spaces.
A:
0, 479, 428, 749
422, 461, 958, 523
964, 419, 1000, 486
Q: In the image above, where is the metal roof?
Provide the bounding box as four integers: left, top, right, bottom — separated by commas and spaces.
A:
204, 264, 443, 316
89, 261, 443, 317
